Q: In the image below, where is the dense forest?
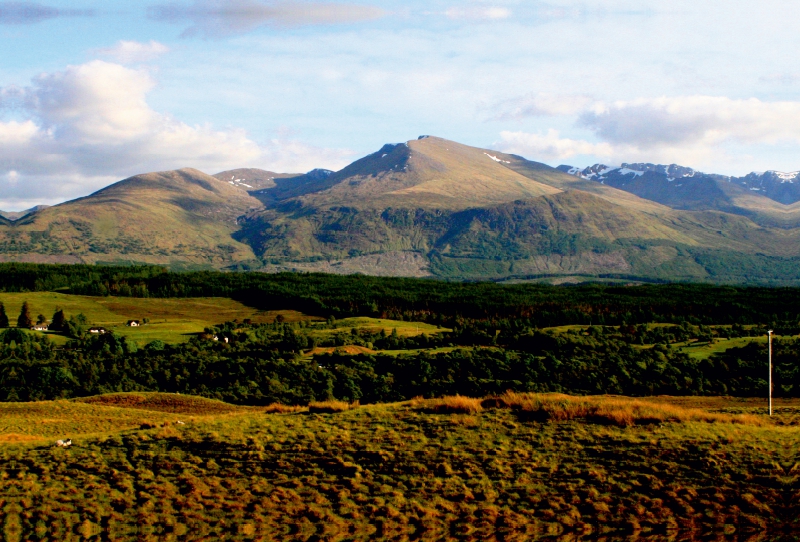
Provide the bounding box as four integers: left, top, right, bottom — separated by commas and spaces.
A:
0, 263, 794, 403
1, 262, 799, 326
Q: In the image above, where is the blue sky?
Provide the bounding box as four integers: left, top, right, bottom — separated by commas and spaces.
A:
2, 0, 800, 209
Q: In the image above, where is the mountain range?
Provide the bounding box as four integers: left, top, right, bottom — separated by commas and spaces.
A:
2, 135, 799, 284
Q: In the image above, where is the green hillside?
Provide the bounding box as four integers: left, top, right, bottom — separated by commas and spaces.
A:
0, 168, 262, 268
236, 137, 800, 283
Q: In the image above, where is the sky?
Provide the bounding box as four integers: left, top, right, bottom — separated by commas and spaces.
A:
2, 0, 800, 209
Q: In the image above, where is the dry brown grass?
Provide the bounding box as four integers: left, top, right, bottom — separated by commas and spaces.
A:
308, 400, 359, 414
481, 392, 766, 427
415, 395, 484, 414
263, 403, 305, 414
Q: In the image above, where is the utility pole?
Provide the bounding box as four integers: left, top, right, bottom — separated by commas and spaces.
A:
768, 329, 773, 417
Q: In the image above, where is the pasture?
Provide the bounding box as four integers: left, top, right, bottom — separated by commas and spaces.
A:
0, 292, 319, 346
0, 393, 798, 541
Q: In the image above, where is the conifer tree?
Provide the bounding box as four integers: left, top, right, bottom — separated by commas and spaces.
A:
17, 301, 32, 328
50, 309, 66, 332
0, 302, 8, 328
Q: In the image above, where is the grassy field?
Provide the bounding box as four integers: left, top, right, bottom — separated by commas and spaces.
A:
0, 392, 798, 541
308, 317, 449, 338
0, 292, 320, 346
677, 336, 768, 360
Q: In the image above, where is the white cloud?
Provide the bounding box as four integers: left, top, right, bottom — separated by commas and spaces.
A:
148, 0, 386, 38
95, 40, 170, 63
495, 95, 800, 170
580, 96, 800, 147
445, 6, 511, 20
497, 129, 615, 161
0, 60, 354, 209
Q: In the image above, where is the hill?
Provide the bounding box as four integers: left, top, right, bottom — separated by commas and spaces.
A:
0, 168, 262, 268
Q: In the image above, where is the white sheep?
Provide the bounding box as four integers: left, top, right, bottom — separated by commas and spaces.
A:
55, 438, 72, 447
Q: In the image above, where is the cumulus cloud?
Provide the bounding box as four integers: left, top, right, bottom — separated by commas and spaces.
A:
580, 96, 800, 147
497, 129, 615, 161
445, 6, 511, 20
0, 60, 354, 209
95, 40, 170, 64
148, 0, 385, 38
495, 95, 800, 168
0, 2, 92, 24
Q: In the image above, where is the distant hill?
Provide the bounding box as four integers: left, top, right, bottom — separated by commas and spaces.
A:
2, 137, 800, 283
0, 205, 49, 221
0, 168, 262, 268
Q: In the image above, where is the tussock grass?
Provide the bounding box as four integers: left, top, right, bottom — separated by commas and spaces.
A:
77, 392, 244, 415
308, 400, 359, 413
415, 395, 484, 414
263, 403, 304, 414
482, 392, 766, 426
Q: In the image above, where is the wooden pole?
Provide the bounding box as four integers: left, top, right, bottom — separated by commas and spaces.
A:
768, 330, 773, 417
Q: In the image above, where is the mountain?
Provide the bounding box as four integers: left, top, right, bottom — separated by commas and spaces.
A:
557, 163, 800, 227
0, 168, 262, 268
2, 136, 800, 283
235, 137, 800, 283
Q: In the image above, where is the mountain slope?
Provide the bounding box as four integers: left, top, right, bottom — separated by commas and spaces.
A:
238, 137, 800, 283
0, 168, 262, 267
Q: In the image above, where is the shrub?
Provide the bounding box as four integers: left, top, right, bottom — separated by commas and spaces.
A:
308, 400, 359, 414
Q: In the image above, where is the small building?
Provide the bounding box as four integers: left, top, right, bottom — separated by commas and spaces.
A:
127, 320, 141, 327
31, 324, 48, 331
88, 327, 108, 334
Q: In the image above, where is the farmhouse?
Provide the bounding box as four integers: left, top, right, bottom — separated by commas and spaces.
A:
88, 327, 108, 334
127, 320, 141, 327
31, 324, 48, 331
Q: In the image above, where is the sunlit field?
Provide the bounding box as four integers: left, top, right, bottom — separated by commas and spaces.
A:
0, 292, 320, 346
1, 393, 798, 541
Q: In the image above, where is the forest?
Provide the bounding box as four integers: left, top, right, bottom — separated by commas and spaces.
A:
0, 263, 793, 404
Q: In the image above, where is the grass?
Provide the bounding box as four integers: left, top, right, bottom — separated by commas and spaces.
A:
414, 395, 484, 414
678, 336, 768, 360
476, 392, 765, 426
0, 392, 798, 540
308, 317, 449, 338
0, 292, 319, 346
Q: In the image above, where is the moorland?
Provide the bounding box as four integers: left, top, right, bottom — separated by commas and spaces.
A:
0, 263, 798, 540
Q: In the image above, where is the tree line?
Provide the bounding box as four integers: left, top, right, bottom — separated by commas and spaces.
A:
0, 319, 793, 404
